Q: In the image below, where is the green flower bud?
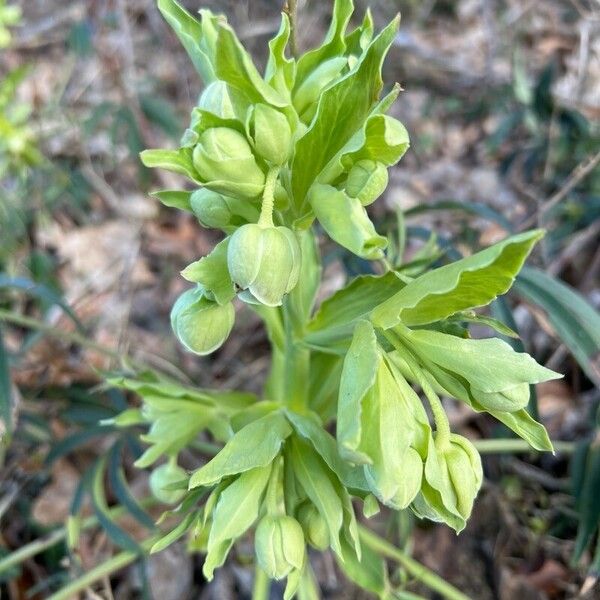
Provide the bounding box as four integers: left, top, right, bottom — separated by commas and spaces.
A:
293, 56, 348, 121
345, 160, 388, 206
255, 515, 305, 580
149, 462, 187, 504
170, 287, 234, 355
192, 128, 265, 199
247, 104, 292, 165
441, 434, 483, 521
227, 223, 301, 307
190, 188, 259, 231
296, 503, 329, 550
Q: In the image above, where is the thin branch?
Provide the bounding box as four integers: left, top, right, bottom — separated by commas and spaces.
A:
519, 150, 600, 230
284, 0, 299, 58
358, 526, 471, 600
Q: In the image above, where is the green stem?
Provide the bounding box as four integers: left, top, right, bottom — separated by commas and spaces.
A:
385, 330, 451, 450
252, 565, 271, 600
358, 526, 471, 600
474, 439, 575, 454
265, 456, 285, 515
0, 498, 156, 575
283, 297, 310, 412
417, 367, 451, 451
258, 167, 280, 227
47, 539, 154, 600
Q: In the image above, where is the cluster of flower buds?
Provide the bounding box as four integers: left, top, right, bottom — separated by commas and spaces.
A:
164, 97, 301, 351
141, 0, 413, 358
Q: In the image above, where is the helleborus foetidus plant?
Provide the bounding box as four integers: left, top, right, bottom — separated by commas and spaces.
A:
110, 0, 562, 596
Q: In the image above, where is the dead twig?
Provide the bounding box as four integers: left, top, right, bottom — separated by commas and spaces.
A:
547, 219, 600, 276
519, 150, 600, 230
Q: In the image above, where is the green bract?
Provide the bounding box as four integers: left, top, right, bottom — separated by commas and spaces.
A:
227, 223, 301, 307
192, 127, 265, 198
127, 0, 564, 596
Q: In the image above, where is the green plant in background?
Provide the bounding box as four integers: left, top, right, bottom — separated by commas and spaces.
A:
102, 0, 566, 597
0, 0, 20, 49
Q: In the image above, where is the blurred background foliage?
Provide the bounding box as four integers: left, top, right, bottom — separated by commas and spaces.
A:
0, 0, 599, 598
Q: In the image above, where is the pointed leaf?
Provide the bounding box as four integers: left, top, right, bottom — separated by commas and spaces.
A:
514, 266, 600, 387
291, 16, 399, 212
181, 238, 235, 305
189, 412, 291, 488
371, 230, 544, 328
337, 320, 380, 463
289, 436, 344, 556
305, 272, 405, 354
157, 0, 216, 82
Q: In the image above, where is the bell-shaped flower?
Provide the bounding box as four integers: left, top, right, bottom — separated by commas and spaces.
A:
170, 287, 234, 355
227, 223, 301, 306
254, 515, 305, 580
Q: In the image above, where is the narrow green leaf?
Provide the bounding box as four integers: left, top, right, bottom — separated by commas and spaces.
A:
487, 408, 553, 452
285, 410, 369, 491
403, 327, 561, 411
514, 267, 600, 388
405, 199, 514, 233
336, 538, 390, 599
265, 13, 295, 96
157, 0, 216, 82
288, 436, 345, 557
310, 185, 387, 260
151, 511, 198, 554
91, 458, 139, 552
207, 465, 271, 548
108, 442, 156, 530
451, 311, 519, 338
214, 23, 286, 107
295, 0, 354, 84
140, 148, 199, 182
0, 275, 83, 330
0, 327, 12, 443
337, 320, 380, 463
573, 442, 600, 560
